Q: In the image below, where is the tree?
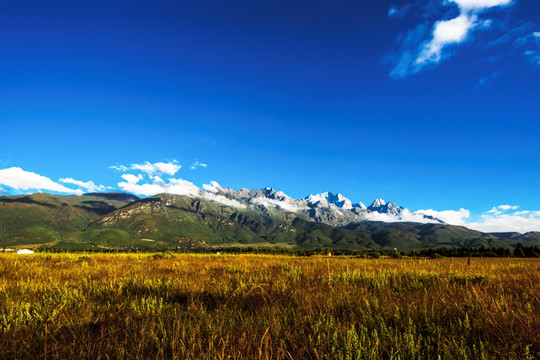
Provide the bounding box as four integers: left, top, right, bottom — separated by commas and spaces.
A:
513, 243, 526, 258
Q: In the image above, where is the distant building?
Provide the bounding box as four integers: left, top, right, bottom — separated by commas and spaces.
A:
16, 249, 35, 255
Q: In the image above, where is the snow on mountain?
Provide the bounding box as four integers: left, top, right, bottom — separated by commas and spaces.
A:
202, 192, 247, 209
305, 192, 354, 210
354, 202, 367, 209
250, 197, 308, 213
198, 183, 444, 225
366, 198, 444, 224
369, 198, 386, 209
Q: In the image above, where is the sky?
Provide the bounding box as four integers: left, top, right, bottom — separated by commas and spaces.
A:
0, 0, 539, 232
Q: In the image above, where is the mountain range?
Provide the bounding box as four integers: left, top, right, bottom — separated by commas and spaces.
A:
1, 188, 538, 251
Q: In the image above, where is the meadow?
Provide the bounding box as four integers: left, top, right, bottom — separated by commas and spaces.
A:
0, 253, 538, 359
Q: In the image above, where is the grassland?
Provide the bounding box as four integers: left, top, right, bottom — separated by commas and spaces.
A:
0, 254, 538, 359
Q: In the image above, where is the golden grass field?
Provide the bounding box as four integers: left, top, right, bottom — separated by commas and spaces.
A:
0, 253, 538, 359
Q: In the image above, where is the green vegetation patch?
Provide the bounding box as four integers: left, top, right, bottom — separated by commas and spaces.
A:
80, 228, 134, 247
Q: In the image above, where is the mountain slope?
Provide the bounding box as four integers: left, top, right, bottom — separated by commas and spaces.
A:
83, 194, 535, 251
83, 194, 303, 248
1, 191, 538, 251
0, 193, 138, 248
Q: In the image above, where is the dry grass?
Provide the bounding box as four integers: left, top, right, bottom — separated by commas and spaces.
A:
0, 253, 538, 359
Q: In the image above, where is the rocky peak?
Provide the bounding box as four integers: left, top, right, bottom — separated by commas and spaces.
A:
305, 192, 353, 210
369, 198, 386, 209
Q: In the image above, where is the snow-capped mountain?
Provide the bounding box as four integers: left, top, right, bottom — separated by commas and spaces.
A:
202, 184, 444, 226
368, 198, 402, 216
304, 192, 367, 210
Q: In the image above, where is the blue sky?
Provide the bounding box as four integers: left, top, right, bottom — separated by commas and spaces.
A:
1, 0, 539, 231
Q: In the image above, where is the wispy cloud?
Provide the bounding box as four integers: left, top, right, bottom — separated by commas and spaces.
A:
0, 167, 83, 195
202, 180, 222, 193
119, 177, 246, 208
487, 22, 534, 47
204, 192, 247, 209
524, 31, 540, 65
120, 174, 143, 184
473, 71, 500, 89
364, 208, 437, 223
466, 210, 540, 233
416, 14, 477, 65
131, 161, 181, 177
486, 204, 519, 215
190, 161, 208, 170
451, 0, 512, 11
59, 178, 106, 193
250, 197, 307, 213
118, 176, 200, 197
110, 161, 181, 177
416, 208, 471, 225
511, 29, 540, 66
389, 0, 514, 77
388, 4, 412, 18
363, 207, 470, 225
418, 204, 540, 233
524, 50, 540, 65
365, 204, 539, 233
109, 165, 129, 172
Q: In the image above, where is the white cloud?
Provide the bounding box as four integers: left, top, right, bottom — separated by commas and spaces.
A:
118, 176, 198, 197
121, 174, 143, 184
59, 178, 106, 193
450, 0, 512, 11
416, 208, 471, 225
534, 32, 540, 38
389, 0, 515, 77
365, 204, 540, 233
250, 197, 307, 213
487, 206, 500, 214
417, 14, 477, 65
118, 176, 247, 209
111, 161, 181, 176
364, 209, 435, 223
486, 204, 520, 215
417, 205, 540, 233
190, 161, 208, 170
110, 165, 128, 172
466, 213, 540, 233
118, 182, 168, 197
0, 167, 82, 195
204, 192, 247, 209
202, 181, 222, 193
497, 204, 519, 211
165, 178, 201, 197
130, 161, 181, 176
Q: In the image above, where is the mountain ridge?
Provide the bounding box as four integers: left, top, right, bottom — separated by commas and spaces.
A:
0, 191, 538, 251
204, 184, 441, 226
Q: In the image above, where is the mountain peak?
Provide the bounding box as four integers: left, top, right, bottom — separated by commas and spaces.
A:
353, 202, 367, 210
305, 192, 353, 210
370, 198, 386, 208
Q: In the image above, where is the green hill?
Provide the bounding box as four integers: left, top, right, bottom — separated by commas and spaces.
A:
0, 193, 137, 249
0, 192, 537, 251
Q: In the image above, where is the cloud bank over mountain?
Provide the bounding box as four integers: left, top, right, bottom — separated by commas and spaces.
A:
1, 160, 539, 233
